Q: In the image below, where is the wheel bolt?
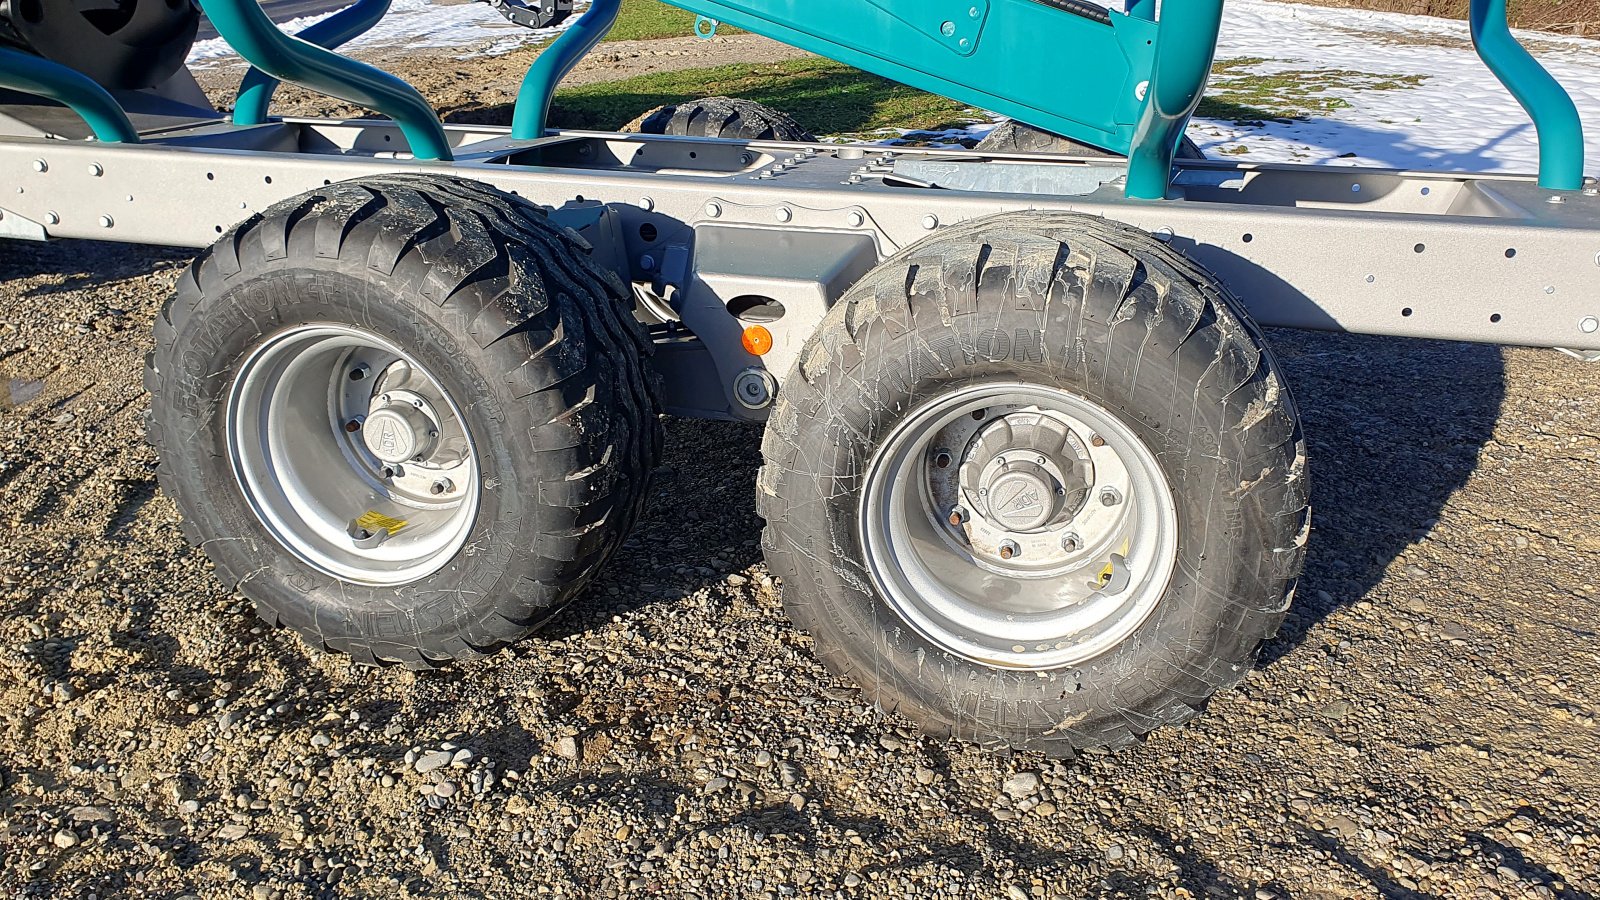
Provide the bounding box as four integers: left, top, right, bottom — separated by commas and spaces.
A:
344, 419, 362, 433
1100, 488, 1122, 507
934, 450, 953, 469
349, 365, 370, 381
971, 409, 985, 421
430, 479, 454, 496
999, 540, 1020, 560
1062, 533, 1082, 552
948, 508, 966, 526
381, 466, 396, 479
1091, 435, 1107, 448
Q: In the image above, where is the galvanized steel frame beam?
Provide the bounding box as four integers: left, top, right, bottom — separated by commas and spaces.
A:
3, 120, 1598, 417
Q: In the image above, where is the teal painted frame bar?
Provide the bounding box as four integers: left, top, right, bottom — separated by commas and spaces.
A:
511, 0, 623, 140
1470, 0, 1585, 190
1125, 2, 1224, 200
0, 46, 139, 144
195, 0, 451, 160
233, 0, 393, 127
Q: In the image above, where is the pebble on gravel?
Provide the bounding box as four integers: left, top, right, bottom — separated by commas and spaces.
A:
1003, 772, 1041, 800
414, 750, 453, 774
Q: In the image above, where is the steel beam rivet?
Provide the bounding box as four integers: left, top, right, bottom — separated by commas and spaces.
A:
640, 197, 654, 211
88, 163, 103, 177
776, 207, 794, 223
31, 159, 47, 173
848, 211, 866, 227
941, 20, 956, 36
706, 201, 722, 218
922, 214, 940, 230
1546, 286, 1556, 294
98, 215, 114, 229
1581, 317, 1599, 334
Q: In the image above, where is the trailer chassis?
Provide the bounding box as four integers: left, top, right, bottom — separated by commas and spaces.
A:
3, 117, 1597, 420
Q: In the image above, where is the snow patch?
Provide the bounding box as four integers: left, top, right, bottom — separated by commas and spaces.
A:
187, 0, 583, 67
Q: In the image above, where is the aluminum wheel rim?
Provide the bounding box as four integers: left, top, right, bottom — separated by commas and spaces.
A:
227, 325, 480, 586
859, 382, 1179, 670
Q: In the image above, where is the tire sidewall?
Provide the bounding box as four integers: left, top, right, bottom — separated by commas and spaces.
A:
159, 265, 539, 650
771, 238, 1287, 742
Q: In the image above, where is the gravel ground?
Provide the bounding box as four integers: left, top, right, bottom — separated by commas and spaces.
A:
2, 40, 1600, 900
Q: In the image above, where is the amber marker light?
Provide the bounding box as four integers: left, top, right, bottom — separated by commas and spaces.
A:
742, 325, 774, 356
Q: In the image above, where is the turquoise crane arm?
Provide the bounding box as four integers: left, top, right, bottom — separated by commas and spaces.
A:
233, 0, 394, 127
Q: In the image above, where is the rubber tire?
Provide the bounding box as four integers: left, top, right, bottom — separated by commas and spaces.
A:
145, 174, 662, 667
630, 96, 816, 142
978, 119, 1207, 160
758, 211, 1308, 754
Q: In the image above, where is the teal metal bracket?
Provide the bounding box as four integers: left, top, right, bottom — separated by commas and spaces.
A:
512, 0, 622, 140
1125, 1, 1223, 200
866, 0, 990, 57
1470, 0, 1584, 190
234, 0, 392, 126
0, 46, 139, 144
195, 0, 451, 160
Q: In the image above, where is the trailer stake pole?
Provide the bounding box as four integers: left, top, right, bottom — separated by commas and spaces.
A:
511, 0, 623, 141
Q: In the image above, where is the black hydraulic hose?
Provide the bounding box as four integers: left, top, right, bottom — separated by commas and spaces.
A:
1024, 0, 1114, 26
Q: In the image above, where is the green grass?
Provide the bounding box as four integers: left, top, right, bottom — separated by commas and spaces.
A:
603, 0, 744, 42
542, 53, 1430, 141
1196, 56, 1427, 124
552, 57, 981, 137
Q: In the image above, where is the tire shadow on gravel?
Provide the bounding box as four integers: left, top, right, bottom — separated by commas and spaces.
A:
539, 418, 767, 640
1259, 330, 1506, 667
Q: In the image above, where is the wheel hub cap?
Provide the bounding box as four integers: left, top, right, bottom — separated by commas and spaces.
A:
363, 392, 440, 465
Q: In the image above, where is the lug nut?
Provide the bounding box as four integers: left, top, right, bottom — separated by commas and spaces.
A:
999, 540, 1020, 560
381, 466, 396, 479
349, 365, 370, 381
1100, 488, 1122, 507
344, 419, 362, 433
948, 508, 966, 526
1062, 533, 1082, 552
934, 450, 953, 469
1091, 434, 1106, 448
430, 479, 454, 496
